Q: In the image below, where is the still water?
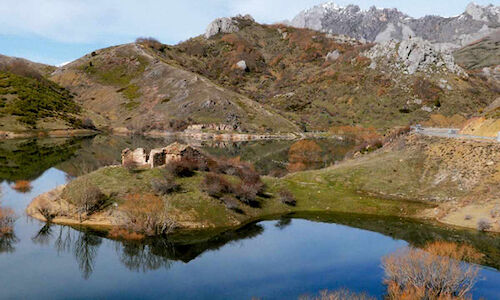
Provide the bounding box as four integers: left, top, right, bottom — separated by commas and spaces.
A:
0, 135, 499, 299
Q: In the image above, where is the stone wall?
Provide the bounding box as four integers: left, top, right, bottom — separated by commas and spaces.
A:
121, 142, 204, 169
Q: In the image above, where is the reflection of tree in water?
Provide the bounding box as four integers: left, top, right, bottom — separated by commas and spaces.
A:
0, 233, 18, 253
0, 197, 18, 253
34, 224, 103, 279
113, 222, 265, 272
54, 226, 73, 255
73, 231, 102, 279
117, 240, 173, 273
31, 223, 53, 245
275, 217, 292, 230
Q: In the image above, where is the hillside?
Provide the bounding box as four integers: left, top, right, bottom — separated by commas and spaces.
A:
147, 16, 497, 131
454, 30, 500, 92
51, 43, 298, 135
0, 55, 94, 135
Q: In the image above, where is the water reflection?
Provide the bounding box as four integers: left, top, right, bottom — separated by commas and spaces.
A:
0, 232, 17, 253
31, 223, 53, 246
73, 232, 102, 279
0, 137, 85, 182
31, 213, 500, 282
31, 222, 264, 279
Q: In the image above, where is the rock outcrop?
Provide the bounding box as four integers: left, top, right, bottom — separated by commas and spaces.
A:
205, 14, 255, 39
364, 38, 466, 75
287, 2, 499, 50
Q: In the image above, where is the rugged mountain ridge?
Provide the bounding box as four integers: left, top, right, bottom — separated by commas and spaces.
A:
288, 2, 499, 50
1, 12, 497, 136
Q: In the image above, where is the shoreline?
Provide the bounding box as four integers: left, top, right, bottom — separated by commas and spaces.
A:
0, 129, 98, 140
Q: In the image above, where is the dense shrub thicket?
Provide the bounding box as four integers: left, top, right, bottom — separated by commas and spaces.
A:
0, 71, 80, 127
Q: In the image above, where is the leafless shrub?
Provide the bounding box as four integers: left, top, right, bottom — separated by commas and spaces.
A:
477, 218, 491, 232
135, 37, 166, 52
201, 173, 232, 198
70, 178, 106, 215
165, 157, 200, 177
279, 189, 296, 206
123, 160, 141, 174
221, 196, 242, 213
37, 200, 55, 222
121, 194, 177, 236
0, 207, 16, 237
268, 168, 288, 178
233, 182, 260, 206
382, 242, 480, 299
151, 179, 180, 195
300, 289, 375, 300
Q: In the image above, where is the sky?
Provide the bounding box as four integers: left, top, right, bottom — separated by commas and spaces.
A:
0, 0, 497, 65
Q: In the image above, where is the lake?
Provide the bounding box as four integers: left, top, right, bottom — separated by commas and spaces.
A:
0, 135, 499, 299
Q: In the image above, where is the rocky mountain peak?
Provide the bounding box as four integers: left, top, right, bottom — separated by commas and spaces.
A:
288, 2, 499, 50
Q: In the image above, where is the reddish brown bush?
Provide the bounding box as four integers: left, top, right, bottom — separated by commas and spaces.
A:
413, 77, 442, 103
151, 178, 180, 195
12, 180, 32, 193
220, 196, 242, 213
120, 193, 177, 236
233, 182, 260, 206
165, 156, 200, 177
287, 140, 323, 172
108, 227, 145, 240
201, 173, 232, 198
383, 126, 411, 144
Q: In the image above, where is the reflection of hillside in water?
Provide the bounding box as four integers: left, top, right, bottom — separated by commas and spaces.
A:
0, 135, 356, 180
31, 213, 500, 280
0, 137, 85, 182
293, 212, 500, 270
57, 135, 356, 177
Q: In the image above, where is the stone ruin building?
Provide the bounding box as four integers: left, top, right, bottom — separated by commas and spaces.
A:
121, 142, 204, 168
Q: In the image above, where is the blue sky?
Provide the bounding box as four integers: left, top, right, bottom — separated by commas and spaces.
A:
0, 0, 496, 65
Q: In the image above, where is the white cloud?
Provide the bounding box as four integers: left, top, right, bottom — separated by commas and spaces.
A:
0, 0, 496, 45
0, 0, 226, 44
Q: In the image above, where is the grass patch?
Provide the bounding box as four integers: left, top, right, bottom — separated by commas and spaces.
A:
121, 84, 141, 100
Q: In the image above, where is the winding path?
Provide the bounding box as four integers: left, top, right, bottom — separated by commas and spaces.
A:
413, 127, 499, 142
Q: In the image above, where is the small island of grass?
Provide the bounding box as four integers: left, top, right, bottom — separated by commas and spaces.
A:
27, 134, 500, 239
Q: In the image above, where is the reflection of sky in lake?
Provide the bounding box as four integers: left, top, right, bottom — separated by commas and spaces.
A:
0, 140, 498, 299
